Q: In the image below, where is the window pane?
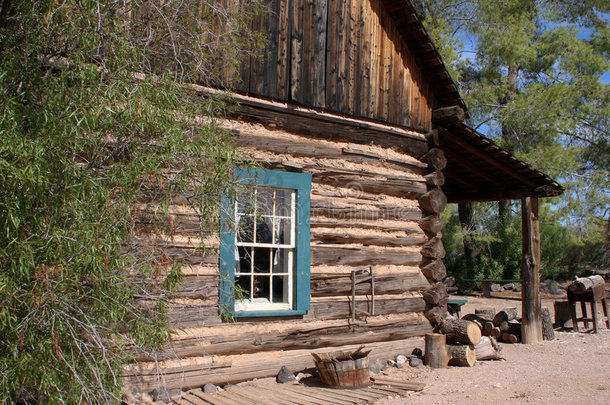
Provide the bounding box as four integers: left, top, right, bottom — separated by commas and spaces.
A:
271, 276, 289, 304
275, 189, 293, 217
236, 246, 253, 275
236, 186, 255, 215
272, 248, 291, 274
236, 215, 254, 243
235, 274, 252, 301
254, 217, 273, 244
257, 188, 274, 216
253, 275, 270, 299
274, 218, 292, 245
252, 247, 273, 273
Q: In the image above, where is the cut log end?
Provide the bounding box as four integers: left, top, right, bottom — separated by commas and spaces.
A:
447, 344, 476, 367
440, 318, 482, 345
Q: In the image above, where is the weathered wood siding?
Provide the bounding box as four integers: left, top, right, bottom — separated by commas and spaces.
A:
236, 0, 435, 130
123, 105, 445, 394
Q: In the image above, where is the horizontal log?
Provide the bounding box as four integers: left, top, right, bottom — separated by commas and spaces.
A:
154, 313, 430, 360
421, 148, 447, 171
311, 217, 421, 232
305, 295, 426, 321
311, 245, 422, 266
312, 203, 422, 222
311, 272, 429, 296
418, 215, 443, 234
311, 230, 427, 247
420, 259, 447, 281
310, 173, 427, 199
424, 171, 445, 187
235, 101, 429, 156
235, 132, 428, 175
123, 336, 426, 393
432, 106, 465, 124
418, 188, 447, 214
420, 237, 446, 259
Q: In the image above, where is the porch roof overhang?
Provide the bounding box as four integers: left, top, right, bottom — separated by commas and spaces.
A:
438, 122, 564, 204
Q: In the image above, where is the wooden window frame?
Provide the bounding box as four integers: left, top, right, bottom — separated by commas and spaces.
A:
219, 168, 311, 318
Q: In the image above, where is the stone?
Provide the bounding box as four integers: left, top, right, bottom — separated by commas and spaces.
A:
395, 354, 408, 366
513, 284, 521, 292
490, 283, 504, 292
412, 348, 423, 357
223, 384, 237, 391
150, 387, 171, 403
540, 280, 563, 295
409, 356, 424, 368
369, 359, 387, 374
503, 283, 515, 290
203, 383, 217, 393
295, 372, 307, 381
276, 365, 297, 383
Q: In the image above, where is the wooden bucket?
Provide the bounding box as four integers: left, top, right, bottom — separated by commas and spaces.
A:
312, 348, 371, 388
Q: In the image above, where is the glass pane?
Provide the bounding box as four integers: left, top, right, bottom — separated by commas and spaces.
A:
271, 276, 289, 304
275, 189, 293, 217
235, 274, 252, 301
272, 248, 291, 274
236, 246, 253, 275
252, 247, 273, 273
252, 217, 273, 244
236, 215, 254, 243
274, 218, 292, 245
236, 186, 255, 215
253, 275, 270, 299
257, 188, 274, 216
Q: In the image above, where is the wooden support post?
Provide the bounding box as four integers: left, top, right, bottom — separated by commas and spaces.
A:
521, 197, 542, 343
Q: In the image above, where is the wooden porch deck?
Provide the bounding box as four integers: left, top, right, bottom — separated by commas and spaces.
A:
174, 378, 425, 405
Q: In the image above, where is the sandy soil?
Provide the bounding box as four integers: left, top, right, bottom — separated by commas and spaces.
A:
374, 294, 610, 405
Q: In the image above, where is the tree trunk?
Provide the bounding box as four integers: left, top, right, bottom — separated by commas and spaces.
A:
440, 318, 482, 345
424, 333, 449, 368
474, 336, 502, 361
447, 344, 476, 367
458, 202, 475, 260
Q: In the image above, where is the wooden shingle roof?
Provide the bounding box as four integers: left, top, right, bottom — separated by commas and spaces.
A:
439, 122, 564, 203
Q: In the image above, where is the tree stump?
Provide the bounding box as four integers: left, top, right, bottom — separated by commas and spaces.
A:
424, 333, 449, 368
542, 308, 555, 341
440, 318, 482, 345
447, 344, 476, 367
474, 336, 503, 360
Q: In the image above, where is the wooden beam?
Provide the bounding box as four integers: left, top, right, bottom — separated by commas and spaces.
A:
432, 106, 466, 124
521, 197, 542, 344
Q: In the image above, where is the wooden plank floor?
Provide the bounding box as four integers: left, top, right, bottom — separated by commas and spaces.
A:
175, 378, 424, 405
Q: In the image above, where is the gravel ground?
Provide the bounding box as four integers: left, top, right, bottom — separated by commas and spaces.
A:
374, 294, 610, 405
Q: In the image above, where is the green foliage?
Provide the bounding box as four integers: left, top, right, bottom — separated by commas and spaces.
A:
0, 0, 263, 403
422, 0, 609, 279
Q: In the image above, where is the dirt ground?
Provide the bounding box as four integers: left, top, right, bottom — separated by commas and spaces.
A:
374, 294, 610, 405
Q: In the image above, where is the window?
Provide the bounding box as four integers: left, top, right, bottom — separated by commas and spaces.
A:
220, 168, 311, 318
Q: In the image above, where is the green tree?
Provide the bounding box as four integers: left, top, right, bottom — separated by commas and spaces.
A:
419, 0, 609, 278
0, 1, 263, 403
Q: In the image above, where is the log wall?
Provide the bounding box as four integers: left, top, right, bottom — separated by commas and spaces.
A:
124, 107, 447, 395
233, 0, 435, 130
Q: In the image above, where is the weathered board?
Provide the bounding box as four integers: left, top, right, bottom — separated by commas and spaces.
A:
237, 0, 435, 130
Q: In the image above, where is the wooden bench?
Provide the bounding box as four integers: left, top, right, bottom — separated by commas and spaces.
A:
447, 299, 468, 318
461, 279, 520, 298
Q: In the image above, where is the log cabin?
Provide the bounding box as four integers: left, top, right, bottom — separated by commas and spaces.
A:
123, 0, 563, 396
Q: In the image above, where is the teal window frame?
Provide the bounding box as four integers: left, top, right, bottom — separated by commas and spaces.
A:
219, 167, 311, 318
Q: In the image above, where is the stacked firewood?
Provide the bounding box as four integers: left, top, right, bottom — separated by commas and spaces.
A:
425, 316, 503, 368
462, 307, 522, 343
